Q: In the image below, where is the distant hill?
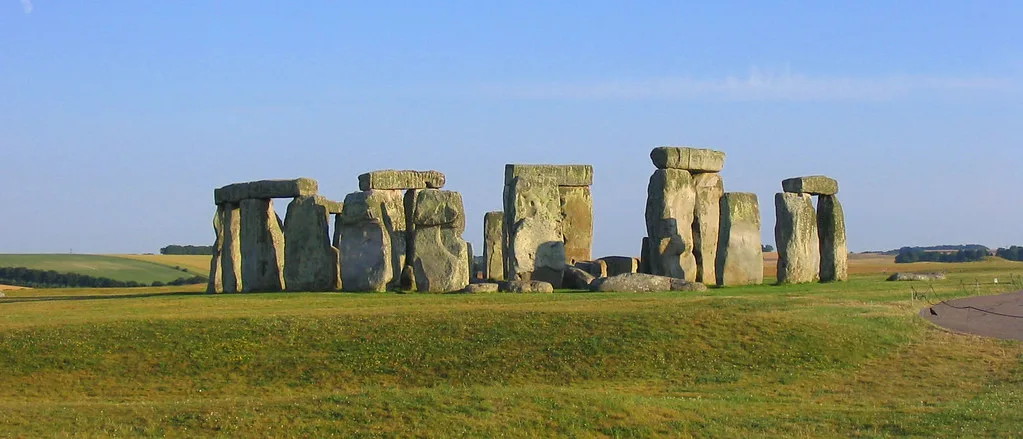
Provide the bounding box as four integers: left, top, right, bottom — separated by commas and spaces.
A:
877, 244, 991, 255
0, 254, 207, 285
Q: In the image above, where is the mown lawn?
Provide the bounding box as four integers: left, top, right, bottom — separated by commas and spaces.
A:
0, 259, 1021, 437
0, 254, 203, 284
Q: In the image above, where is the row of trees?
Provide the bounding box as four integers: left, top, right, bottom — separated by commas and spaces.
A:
996, 246, 1023, 262
894, 248, 988, 263
160, 245, 214, 255
0, 266, 205, 289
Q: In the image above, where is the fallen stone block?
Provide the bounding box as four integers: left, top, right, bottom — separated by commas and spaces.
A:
597, 256, 639, 276
462, 283, 500, 293
887, 272, 946, 281
589, 273, 708, 293
500, 280, 555, 293
562, 265, 596, 289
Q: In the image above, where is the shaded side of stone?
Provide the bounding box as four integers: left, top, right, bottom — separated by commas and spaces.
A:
206, 206, 224, 293
215, 178, 318, 205
715, 193, 764, 287
559, 186, 593, 265
239, 198, 286, 292
597, 256, 639, 276
639, 237, 651, 274
817, 195, 848, 282
284, 195, 342, 291
645, 169, 697, 281
775, 193, 820, 284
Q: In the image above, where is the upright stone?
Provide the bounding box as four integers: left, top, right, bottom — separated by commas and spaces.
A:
339, 190, 406, 292
409, 189, 470, 292
483, 211, 504, 281
559, 186, 593, 264
504, 176, 566, 287
206, 207, 224, 294
693, 173, 723, 283
818, 195, 849, 282
715, 193, 764, 286
359, 170, 445, 191
239, 198, 285, 292
639, 237, 651, 274
782, 176, 839, 196
220, 203, 242, 293
775, 193, 820, 284
645, 169, 697, 281
650, 147, 725, 172
283, 195, 342, 291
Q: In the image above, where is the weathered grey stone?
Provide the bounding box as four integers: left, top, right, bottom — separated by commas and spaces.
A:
650, 147, 725, 172
639, 237, 651, 274
358, 170, 445, 191
462, 283, 499, 293
504, 164, 593, 187
645, 169, 697, 281
215, 178, 318, 205
782, 176, 839, 196
339, 190, 406, 292
817, 195, 848, 282
775, 193, 820, 284
500, 280, 554, 293
483, 211, 504, 281
562, 265, 596, 289
504, 176, 566, 287
400, 264, 416, 291
284, 195, 342, 291
589, 273, 708, 293
207, 206, 224, 294
887, 272, 946, 281
576, 260, 607, 278
597, 256, 639, 276
410, 227, 469, 293
693, 173, 723, 284
412, 189, 465, 233
715, 193, 764, 286
559, 186, 593, 265
220, 203, 242, 293
239, 198, 285, 292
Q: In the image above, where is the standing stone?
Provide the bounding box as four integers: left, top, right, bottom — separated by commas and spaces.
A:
220, 203, 242, 293
206, 206, 224, 294
775, 193, 820, 284
559, 186, 593, 265
339, 190, 406, 292
715, 193, 764, 286
639, 237, 651, 274
504, 176, 566, 287
693, 173, 723, 284
283, 195, 342, 291
818, 195, 848, 282
483, 211, 504, 281
409, 189, 470, 292
645, 169, 697, 281
239, 198, 286, 292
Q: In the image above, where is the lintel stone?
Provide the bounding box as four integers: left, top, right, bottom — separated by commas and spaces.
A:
782, 176, 839, 196
214, 178, 318, 205
504, 164, 593, 187
358, 170, 445, 191
650, 147, 725, 172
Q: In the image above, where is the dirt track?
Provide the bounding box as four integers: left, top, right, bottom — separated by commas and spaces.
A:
921, 291, 1023, 342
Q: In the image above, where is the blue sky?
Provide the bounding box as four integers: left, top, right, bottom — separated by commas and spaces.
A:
1, 1, 1021, 256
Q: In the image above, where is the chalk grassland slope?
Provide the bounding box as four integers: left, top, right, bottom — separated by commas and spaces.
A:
0, 258, 1021, 436
107, 254, 212, 278
0, 254, 205, 284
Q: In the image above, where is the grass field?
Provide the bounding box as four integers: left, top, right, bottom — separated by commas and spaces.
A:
107, 254, 212, 277
0, 254, 207, 284
0, 257, 1021, 437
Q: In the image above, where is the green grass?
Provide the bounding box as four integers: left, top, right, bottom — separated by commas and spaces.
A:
0, 254, 205, 284
0, 259, 1021, 437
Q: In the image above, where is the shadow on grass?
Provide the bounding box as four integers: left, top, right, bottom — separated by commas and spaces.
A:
0, 291, 207, 304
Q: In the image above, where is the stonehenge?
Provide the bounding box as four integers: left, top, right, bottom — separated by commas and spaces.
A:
206, 149, 846, 294
774, 175, 848, 283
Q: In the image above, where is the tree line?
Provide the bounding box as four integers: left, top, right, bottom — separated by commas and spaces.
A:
996, 246, 1023, 262
895, 248, 988, 263
160, 245, 214, 255
0, 266, 205, 289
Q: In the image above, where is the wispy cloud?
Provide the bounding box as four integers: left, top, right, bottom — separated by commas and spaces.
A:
472, 68, 1018, 101
20, 0, 32, 14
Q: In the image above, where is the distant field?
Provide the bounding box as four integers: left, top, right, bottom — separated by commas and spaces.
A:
0, 254, 205, 284
108, 254, 212, 277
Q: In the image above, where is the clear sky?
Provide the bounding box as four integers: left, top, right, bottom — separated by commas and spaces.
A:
1, 1, 1021, 256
